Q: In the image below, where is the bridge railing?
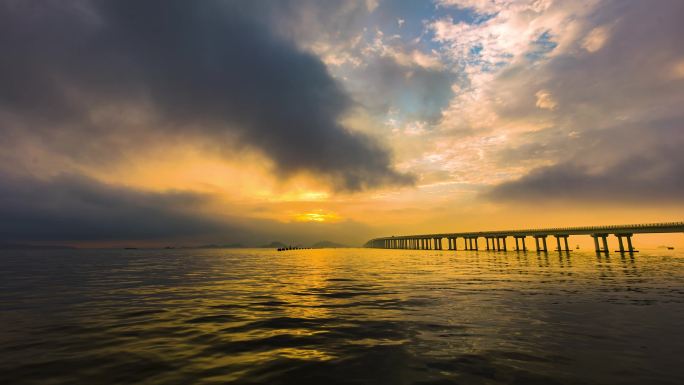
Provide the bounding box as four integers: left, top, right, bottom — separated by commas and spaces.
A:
366, 221, 684, 242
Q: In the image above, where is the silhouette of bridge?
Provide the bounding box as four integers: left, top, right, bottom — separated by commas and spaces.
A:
364, 222, 684, 254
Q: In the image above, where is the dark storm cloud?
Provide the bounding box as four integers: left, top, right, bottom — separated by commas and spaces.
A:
0, 0, 412, 191
0, 172, 230, 241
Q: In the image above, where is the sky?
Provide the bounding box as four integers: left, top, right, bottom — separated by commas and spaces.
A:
1, 0, 683, 247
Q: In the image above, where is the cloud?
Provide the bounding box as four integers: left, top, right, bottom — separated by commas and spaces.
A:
350, 56, 454, 122
534, 90, 557, 110
0, 0, 412, 191
0, 172, 229, 242
0, 171, 375, 245
431, 0, 684, 205
581, 26, 610, 53
486, 119, 684, 203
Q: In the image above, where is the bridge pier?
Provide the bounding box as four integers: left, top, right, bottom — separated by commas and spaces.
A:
554, 235, 570, 252
615, 233, 637, 254
464, 237, 478, 250
499, 236, 507, 251
592, 233, 609, 254
534, 235, 548, 252
514, 236, 527, 251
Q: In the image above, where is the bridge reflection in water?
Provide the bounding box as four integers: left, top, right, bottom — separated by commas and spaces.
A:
364, 222, 684, 255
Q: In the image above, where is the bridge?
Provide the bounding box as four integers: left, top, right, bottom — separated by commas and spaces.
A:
364, 222, 684, 254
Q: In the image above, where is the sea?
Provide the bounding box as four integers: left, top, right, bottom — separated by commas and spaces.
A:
1, 248, 683, 384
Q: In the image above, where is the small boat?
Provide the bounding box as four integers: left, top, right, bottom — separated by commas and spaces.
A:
667, 246, 675, 250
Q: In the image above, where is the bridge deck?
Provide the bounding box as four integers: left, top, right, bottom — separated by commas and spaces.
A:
366, 221, 684, 243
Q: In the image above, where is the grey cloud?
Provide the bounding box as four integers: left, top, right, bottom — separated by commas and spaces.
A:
484, 1, 684, 203
0, 172, 231, 242
486, 120, 684, 203
0, 0, 413, 191
354, 57, 455, 123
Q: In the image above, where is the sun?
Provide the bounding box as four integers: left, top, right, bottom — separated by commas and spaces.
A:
293, 210, 342, 223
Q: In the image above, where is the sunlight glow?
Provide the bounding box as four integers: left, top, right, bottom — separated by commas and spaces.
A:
293, 210, 342, 223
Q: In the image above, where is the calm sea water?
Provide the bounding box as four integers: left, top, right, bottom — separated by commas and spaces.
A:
1, 248, 683, 385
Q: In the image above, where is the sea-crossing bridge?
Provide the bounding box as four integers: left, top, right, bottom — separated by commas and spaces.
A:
364, 222, 684, 254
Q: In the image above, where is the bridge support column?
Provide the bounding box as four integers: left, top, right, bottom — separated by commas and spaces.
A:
615, 234, 637, 254
534, 235, 548, 252
592, 234, 609, 254
514, 236, 527, 251
474, 237, 479, 250
495, 237, 500, 251
553, 235, 570, 252
626, 234, 636, 254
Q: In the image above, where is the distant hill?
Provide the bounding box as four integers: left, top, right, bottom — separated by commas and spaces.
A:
260, 241, 287, 249
0, 243, 76, 250
310, 241, 347, 249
